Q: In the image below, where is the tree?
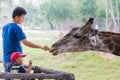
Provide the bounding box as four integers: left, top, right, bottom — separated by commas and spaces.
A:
116, 0, 120, 31
103, 0, 120, 32
41, 0, 71, 30
80, 0, 97, 23
14, 0, 42, 29
0, 0, 2, 26
0, 0, 13, 28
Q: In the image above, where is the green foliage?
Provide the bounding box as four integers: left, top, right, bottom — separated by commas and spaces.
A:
80, 0, 97, 23
40, 0, 71, 29
1, 0, 120, 30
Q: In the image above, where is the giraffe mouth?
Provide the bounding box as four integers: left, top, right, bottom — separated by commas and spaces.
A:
49, 48, 59, 56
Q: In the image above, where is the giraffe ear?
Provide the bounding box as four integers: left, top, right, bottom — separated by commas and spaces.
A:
79, 18, 94, 34
85, 18, 94, 27
83, 18, 94, 29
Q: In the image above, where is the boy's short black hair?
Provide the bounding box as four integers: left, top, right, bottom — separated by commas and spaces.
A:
12, 7, 27, 19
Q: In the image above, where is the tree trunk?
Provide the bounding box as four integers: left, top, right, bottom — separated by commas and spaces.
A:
109, 0, 117, 32
0, 65, 75, 80
49, 21, 54, 30
0, 73, 73, 79
116, 0, 120, 32
2, 0, 11, 24
104, 0, 109, 31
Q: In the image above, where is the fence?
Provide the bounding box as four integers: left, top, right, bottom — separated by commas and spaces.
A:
0, 65, 75, 80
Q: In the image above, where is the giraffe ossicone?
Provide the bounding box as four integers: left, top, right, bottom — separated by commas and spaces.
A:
49, 18, 120, 56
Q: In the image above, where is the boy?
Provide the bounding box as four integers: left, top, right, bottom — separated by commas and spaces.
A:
10, 52, 32, 73
2, 6, 49, 78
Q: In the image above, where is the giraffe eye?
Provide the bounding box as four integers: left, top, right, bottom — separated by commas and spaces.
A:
73, 33, 82, 38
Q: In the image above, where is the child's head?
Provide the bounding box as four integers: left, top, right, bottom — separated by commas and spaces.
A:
10, 52, 26, 65
12, 7, 27, 24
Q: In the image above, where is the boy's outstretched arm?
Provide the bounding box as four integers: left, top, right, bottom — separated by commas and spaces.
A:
21, 39, 49, 51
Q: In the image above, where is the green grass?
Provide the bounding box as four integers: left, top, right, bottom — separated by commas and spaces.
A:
0, 30, 120, 80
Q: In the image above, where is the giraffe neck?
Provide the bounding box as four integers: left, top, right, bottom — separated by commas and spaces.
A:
88, 31, 120, 56
89, 33, 111, 53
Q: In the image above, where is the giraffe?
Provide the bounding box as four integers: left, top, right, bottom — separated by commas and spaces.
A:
49, 18, 120, 56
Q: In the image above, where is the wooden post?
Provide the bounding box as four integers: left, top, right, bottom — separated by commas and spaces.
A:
0, 72, 75, 80
32, 66, 75, 80
0, 66, 75, 80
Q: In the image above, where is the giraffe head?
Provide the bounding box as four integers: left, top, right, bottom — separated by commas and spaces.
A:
50, 18, 98, 55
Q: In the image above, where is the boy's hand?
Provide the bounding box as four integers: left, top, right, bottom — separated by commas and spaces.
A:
29, 60, 32, 66
41, 46, 50, 51
26, 60, 32, 73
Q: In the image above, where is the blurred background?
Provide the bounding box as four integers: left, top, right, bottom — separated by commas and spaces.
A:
0, 0, 120, 31
0, 0, 120, 80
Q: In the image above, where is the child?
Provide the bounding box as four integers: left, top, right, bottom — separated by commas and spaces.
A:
10, 52, 32, 73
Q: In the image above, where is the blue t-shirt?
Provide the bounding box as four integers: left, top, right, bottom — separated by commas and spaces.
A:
2, 23, 26, 62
